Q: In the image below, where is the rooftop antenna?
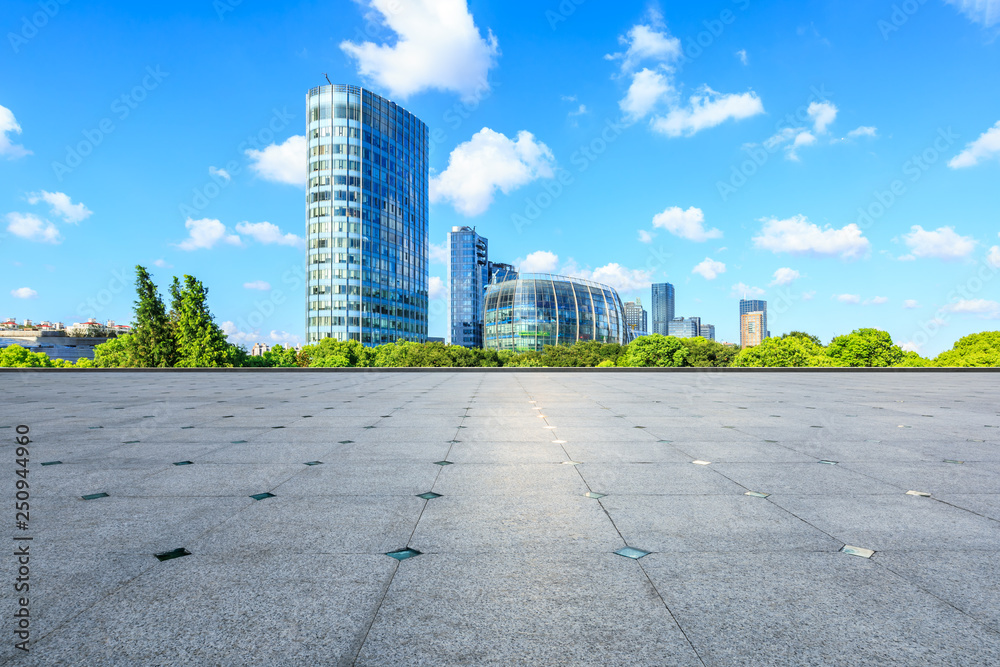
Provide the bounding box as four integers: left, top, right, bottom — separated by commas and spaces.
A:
323, 73, 332, 86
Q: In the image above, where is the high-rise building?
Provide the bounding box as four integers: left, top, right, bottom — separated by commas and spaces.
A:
702, 324, 716, 341
305, 84, 428, 345
488, 261, 517, 285
624, 298, 648, 336
668, 317, 700, 338
449, 226, 488, 348
739, 299, 767, 348
651, 283, 675, 335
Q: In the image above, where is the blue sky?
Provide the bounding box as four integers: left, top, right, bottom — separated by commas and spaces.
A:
1, 0, 999, 355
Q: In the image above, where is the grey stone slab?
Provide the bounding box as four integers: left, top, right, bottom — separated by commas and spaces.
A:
840, 461, 1000, 495
356, 554, 702, 666
560, 440, 694, 463
445, 441, 569, 463
641, 552, 1000, 666
935, 493, 1000, 521
432, 462, 590, 497
581, 462, 746, 495
712, 462, 903, 495
665, 440, 816, 463
271, 461, 440, 496
116, 462, 306, 497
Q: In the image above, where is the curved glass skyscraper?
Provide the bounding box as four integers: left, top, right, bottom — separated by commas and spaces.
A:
483, 274, 633, 352
305, 84, 428, 345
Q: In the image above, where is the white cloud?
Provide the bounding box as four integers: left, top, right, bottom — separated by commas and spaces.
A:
234, 221, 304, 248
948, 120, 1000, 168
736, 49, 748, 65
903, 299, 920, 309
731, 282, 765, 298
10, 287, 37, 299
770, 267, 801, 286
864, 296, 889, 305
569, 263, 655, 292
268, 331, 302, 346
429, 242, 449, 264
637, 229, 656, 244
786, 131, 817, 161
900, 225, 976, 260
243, 281, 271, 291
988, 244, 1000, 269
944, 298, 1000, 318
5, 212, 61, 244
692, 258, 726, 280
222, 321, 301, 347
517, 250, 559, 274
620, 68, 672, 122
153, 259, 173, 269
0, 105, 30, 159
753, 215, 871, 260
568, 104, 588, 118
900, 341, 921, 353
428, 276, 447, 300
651, 88, 764, 138
847, 126, 878, 138
651, 206, 722, 242
807, 101, 838, 134
944, 0, 1000, 27
340, 0, 499, 101
209, 166, 232, 182
177, 217, 242, 251
606, 21, 682, 74
246, 135, 306, 186
802, 290, 816, 300
430, 128, 555, 216
835, 294, 861, 304
26, 191, 92, 224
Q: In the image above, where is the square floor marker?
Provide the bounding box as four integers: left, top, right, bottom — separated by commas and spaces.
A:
417, 492, 442, 500
41, 461, 62, 466
841, 545, 875, 558
272, 426, 285, 429
584, 492, 606, 499
906, 490, 931, 497
123, 440, 140, 444
338, 440, 354, 444
250, 492, 275, 501
155, 548, 191, 562
552, 439, 567, 444
543, 426, 557, 429
944, 459, 964, 464
745, 491, 770, 498
615, 547, 650, 560
385, 548, 421, 561
562, 461, 582, 466
81, 492, 109, 500
304, 461, 323, 466
433, 461, 454, 466
181, 426, 195, 430
692, 460, 711, 465
818, 460, 838, 465
173, 461, 193, 466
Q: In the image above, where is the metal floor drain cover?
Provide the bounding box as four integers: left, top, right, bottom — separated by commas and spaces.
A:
615, 547, 650, 560
745, 491, 770, 498
41, 461, 62, 466
433, 461, 454, 466
304, 461, 323, 466
584, 492, 606, 499
841, 545, 875, 558
250, 492, 275, 501
416, 492, 442, 500
386, 548, 422, 561
906, 490, 931, 497
155, 548, 191, 562
81, 493, 109, 500
173, 461, 193, 466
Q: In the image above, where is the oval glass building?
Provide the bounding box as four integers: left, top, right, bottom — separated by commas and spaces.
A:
305, 84, 428, 345
483, 274, 633, 352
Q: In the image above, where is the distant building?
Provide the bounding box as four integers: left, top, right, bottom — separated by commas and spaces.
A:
449, 226, 489, 348
739, 299, 768, 348
668, 317, 700, 338
488, 261, 517, 285
427, 336, 446, 343
702, 324, 716, 341
251, 343, 271, 356
651, 283, 675, 336
624, 298, 648, 336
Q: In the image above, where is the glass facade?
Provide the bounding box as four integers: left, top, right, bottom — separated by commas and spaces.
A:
449, 226, 488, 348
739, 299, 768, 348
668, 318, 700, 338
651, 283, 675, 336
624, 298, 647, 335
483, 274, 633, 352
305, 84, 428, 345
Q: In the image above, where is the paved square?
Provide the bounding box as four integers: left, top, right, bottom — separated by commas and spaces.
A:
2, 370, 999, 665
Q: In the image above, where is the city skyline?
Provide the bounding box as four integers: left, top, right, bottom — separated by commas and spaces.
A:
3, 1, 1000, 355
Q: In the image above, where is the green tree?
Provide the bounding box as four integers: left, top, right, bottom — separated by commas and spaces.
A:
895, 350, 932, 367
683, 337, 739, 367
172, 275, 236, 367
781, 331, 823, 346
933, 331, 1000, 367
731, 336, 827, 367
619, 334, 689, 367
93, 335, 135, 367
302, 338, 372, 367
0, 344, 54, 367
129, 265, 176, 367
826, 328, 904, 367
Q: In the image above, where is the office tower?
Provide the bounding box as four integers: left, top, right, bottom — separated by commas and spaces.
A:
739, 299, 767, 348
689, 316, 701, 337
624, 298, 648, 335
668, 317, 700, 338
484, 274, 633, 352
449, 226, 488, 348
651, 283, 675, 335
488, 261, 517, 285
702, 324, 716, 341
305, 84, 428, 345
